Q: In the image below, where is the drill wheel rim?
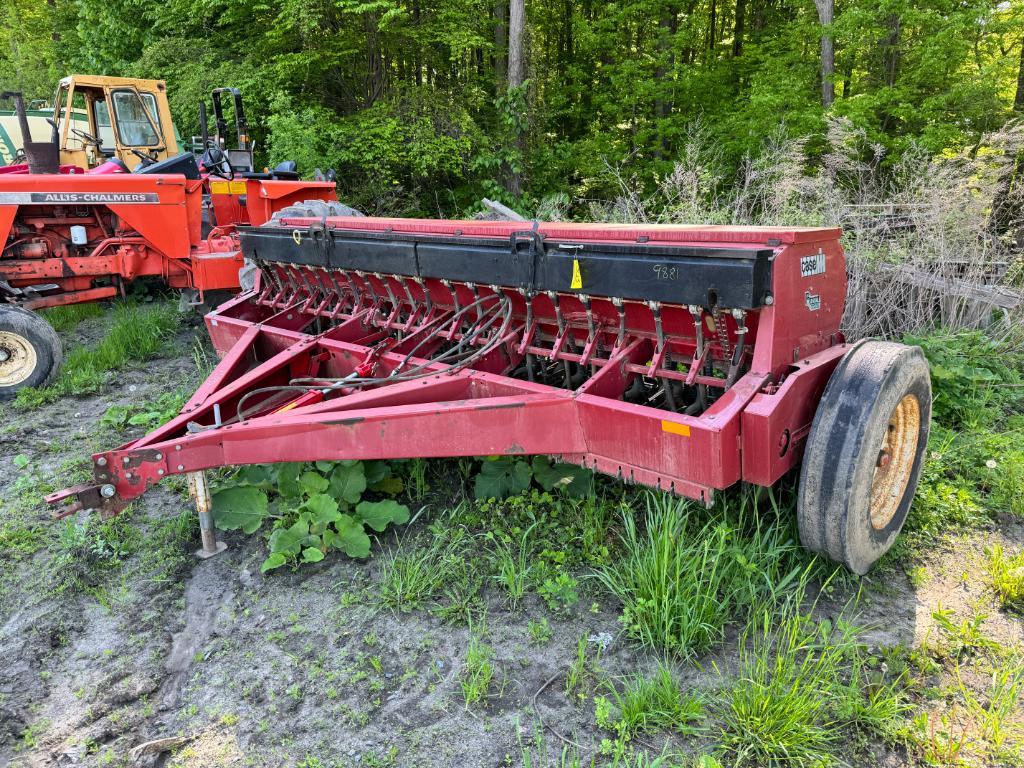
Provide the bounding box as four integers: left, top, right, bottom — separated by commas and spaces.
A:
0, 329, 38, 387
869, 393, 921, 531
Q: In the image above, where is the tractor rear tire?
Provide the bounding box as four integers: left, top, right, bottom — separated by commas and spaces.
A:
0, 305, 63, 399
797, 340, 931, 574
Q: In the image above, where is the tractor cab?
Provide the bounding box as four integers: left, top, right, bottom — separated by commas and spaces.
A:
52, 75, 178, 171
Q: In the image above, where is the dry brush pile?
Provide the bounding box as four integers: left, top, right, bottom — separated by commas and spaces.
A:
591, 117, 1024, 346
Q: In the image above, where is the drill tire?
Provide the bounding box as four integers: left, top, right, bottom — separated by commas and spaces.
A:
798, 340, 931, 574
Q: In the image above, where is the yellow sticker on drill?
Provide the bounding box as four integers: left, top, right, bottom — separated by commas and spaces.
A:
661, 420, 691, 437
570, 258, 583, 290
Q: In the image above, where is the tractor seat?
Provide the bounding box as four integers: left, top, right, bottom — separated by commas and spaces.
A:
241, 160, 300, 181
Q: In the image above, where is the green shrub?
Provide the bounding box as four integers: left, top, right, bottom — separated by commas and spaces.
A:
211, 460, 409, 572
905, 330, 1024, 429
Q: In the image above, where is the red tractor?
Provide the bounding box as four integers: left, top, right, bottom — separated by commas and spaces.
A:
0, 87, 345, 398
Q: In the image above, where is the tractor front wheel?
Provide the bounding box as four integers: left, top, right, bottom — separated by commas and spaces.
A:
0, 305, 63, 399
797, 340, 931, 574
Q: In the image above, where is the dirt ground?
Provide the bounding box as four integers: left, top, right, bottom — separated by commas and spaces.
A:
1, 313, 1022, 768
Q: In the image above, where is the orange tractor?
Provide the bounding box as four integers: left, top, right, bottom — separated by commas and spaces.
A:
0, 82, 347, 397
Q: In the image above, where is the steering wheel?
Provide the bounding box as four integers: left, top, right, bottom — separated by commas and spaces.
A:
201, 147, 234, 180
71, 127, 101, 146
131, 149, 156, 167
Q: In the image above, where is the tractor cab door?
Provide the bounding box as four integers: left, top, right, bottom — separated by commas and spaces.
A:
103, 86, 172, 169
53, 80, 101, 169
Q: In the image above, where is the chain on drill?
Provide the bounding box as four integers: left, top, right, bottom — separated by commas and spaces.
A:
711, 306, 731, 360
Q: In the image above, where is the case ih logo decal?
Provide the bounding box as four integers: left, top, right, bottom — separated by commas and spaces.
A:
800, 250, 826, 277
29, 192, 159, 204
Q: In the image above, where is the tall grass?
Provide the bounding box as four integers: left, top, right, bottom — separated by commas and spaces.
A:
595, 664, 703, 740
377, 533, 464, 612
717, 585, 909, 767
41, 302, 105, 333
986, 544, 1024, 610
595, 490, 799, 656
460, 631, 494, 706
16, 301, 180, 408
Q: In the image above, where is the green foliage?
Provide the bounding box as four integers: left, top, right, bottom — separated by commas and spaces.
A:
460, 632, 494, 707
17, 718, 51, 751
987, 544, 1024, 611
211, 486, 269, 535
718, 593, 909, 767
447, 488, 616, 615
378, 535, 464, 613
531, 457, 594, 496
486, 522, 536, 611
905, 331, 1024, 429
210, 460, 408, 572
474, 456, 533, 500
99, 390, 188, 433
15, 301, 180, 408
595, 491, 799, 656
474, 456, 594, 500
565, 634, 596, 700
537, 572, 579, 612
894, 330, 1024, 558
41, 303, 105, 333
527, 617, 552, 645
0, 459, 87, 562
3, 0, 1022, 214
594, 665, 704, 742
52, 512, 140, 595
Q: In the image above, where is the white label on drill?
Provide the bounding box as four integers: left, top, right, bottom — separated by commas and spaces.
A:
805, 291, 821, 311
800, 250, 826, 277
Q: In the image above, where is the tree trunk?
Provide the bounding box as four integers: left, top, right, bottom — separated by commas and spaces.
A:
654, 4, 678, 158
493, 0, 506, 87
561, 0, 573, 73
413, 0, 422, 86
505, 0, 526, 196
508, 0, 525, 88
709, 0, 717, 51
813, 0, 835, 107
733, 0, 745, 57
882, 14, 901, 88
1015, 36, 1024, 112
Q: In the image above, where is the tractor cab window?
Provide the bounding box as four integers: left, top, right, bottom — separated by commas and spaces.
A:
111, 90, 160, 146
93, 98, 115, 149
